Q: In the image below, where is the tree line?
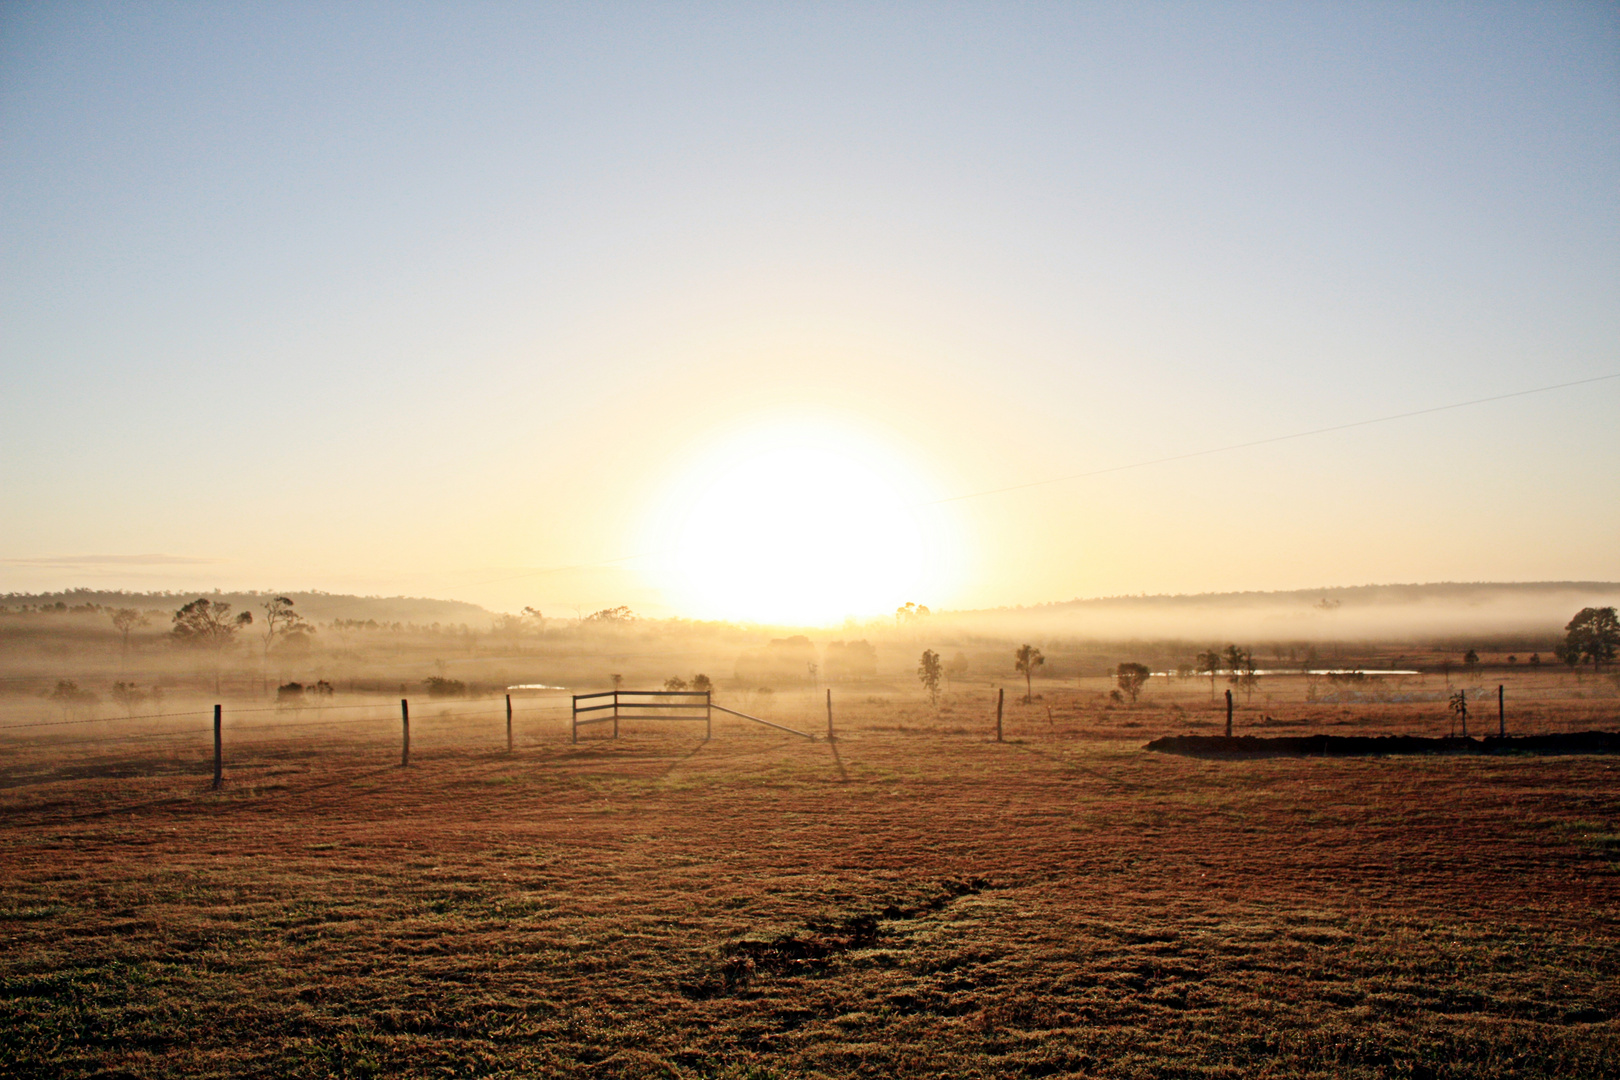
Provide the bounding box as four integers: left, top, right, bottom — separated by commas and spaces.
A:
905, 606, 1619, 711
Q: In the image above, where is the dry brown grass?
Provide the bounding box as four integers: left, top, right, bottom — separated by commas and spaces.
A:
1, 695, 1616, 1078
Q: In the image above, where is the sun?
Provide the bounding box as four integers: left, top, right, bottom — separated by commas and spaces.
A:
644, 419, 961, 625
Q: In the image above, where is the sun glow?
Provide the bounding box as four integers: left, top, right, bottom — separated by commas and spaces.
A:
644, 419, 962, 625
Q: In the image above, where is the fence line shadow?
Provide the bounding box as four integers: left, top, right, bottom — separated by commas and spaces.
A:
827, 738, 849, 782
1000, 740, 1152, 792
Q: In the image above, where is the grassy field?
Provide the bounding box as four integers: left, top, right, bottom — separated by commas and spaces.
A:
1, 693, 1617, 1078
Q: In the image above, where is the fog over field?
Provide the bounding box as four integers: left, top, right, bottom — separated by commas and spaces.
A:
952, 581, 1620, 645
4, 582, 1616, 711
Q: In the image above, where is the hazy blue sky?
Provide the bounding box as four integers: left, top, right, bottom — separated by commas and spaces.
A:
2, 2, 1616, 619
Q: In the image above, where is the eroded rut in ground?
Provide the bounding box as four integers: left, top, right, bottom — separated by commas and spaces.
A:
681, 876, 991, 998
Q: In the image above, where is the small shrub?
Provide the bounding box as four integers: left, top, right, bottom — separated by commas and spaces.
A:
47, 680, 99, 717
110, 682, 146, 713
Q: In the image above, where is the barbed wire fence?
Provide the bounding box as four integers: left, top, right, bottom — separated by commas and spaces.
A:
1, 674, 1612, 799
0, 686, 853, 793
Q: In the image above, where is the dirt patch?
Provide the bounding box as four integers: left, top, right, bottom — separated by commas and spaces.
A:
1147, 729, 1620, 758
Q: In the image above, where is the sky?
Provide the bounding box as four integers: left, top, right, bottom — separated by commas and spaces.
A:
1, 2, 1616, 622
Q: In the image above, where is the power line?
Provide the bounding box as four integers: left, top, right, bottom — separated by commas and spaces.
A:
931, 372, 1620, 505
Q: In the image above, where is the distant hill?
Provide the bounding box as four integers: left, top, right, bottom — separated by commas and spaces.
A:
940, 581, 1620, 643
6, 581, 1615, 643
0, 588, 496, 626
1034, 580, 1620, 612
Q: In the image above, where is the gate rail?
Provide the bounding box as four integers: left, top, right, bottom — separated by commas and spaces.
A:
572, 690, 711, 742
571, 691, 815, 742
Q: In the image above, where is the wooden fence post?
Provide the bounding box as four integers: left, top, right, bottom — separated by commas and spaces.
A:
613, 690, 619, 740
1225, 689, 1233, 737
826, 689, 834, 742
996, 688, 1004, 742
400, 698, 410, 767
506, 693, 514, 752
212, 704, 222, 790
1498, 684, 1505, 738
705, 691, 712, 741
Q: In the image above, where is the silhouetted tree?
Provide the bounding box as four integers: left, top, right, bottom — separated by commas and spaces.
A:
895, 602, 931, 626
824, 640, 878, 680
1463, 648, 1479, 673
110, 681, 145, 715
917, 649, 942, 704
172, 599, 251, 649
1116, 662, 1150, 704
49, 679, 98, 719
260, 596, 311, 660
1196, 649, 1221, 701
1554, 640, 1583, 678
692, 674, 714, 694
1300, 645, 1322, 701
109, 608, 149, 666
1564, 607, 1620, 673
1222, 645, 1257, 703
664, 676, 688, 691
1015, 644, 1044, 704
1237, 652, 1260, 703
171, 599, 253, 693
1222, 644, 1246, 682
